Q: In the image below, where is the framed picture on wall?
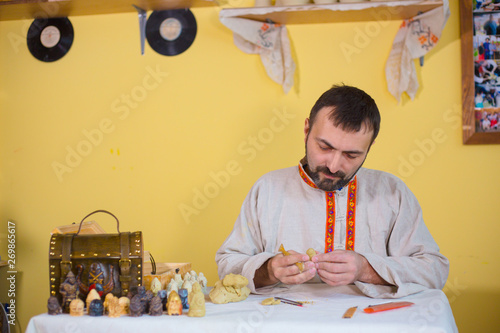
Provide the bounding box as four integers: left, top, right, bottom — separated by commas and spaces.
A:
461, 1, 500, 144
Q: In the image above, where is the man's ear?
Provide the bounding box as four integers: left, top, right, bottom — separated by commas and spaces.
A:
304, 118, 310, 143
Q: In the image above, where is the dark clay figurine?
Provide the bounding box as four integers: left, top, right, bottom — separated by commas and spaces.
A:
178, 288, 189, 310
47, 296, 62, 315
149, 296, 163, 316
88, 299, 104, 316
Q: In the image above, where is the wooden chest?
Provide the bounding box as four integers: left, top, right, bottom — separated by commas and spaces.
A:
48, 210, 144, 307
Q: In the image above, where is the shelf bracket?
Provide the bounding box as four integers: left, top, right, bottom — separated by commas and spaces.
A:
133, 4, 147, 55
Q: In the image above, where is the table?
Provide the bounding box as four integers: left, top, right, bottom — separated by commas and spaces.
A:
26, 284, 457, 333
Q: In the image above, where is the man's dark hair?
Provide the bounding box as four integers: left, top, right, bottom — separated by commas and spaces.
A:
309, 84, 381, 143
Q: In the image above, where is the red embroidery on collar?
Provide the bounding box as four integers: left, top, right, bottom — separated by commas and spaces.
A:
297, 164, 356, 252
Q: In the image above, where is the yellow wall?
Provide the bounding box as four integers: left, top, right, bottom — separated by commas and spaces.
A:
0, 0, 499, 332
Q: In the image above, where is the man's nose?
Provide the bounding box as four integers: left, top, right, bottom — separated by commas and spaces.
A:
327, 151, 342, 174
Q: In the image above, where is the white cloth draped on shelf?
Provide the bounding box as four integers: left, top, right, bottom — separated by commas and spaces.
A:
385, 0, 450, 101
219, 17, 295, 93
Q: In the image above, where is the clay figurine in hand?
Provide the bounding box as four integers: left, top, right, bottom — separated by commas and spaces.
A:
47, 296, 62, 315
149, 295, 163, 316
188, 282, 205, 317
118, 296, 130, 316
167, 290, 182, 316
86, 288, 101, 311
88, 299, 104, 316
178, 288, 189, 310
209, 273, 251, 304
69, 299, 84, 317
59, 271, 78, 313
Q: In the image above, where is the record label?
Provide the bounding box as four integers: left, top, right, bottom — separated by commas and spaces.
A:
146, 9, 197, 56
40, 26, 60, 48
160, 18, 182, 41
27, 17, 74, 62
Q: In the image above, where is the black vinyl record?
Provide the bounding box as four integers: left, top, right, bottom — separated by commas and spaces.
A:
27, 17, 74, 62
146, 9, 197, 56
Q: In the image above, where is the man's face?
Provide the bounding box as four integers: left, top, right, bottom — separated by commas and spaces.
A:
304, 107, 373, 191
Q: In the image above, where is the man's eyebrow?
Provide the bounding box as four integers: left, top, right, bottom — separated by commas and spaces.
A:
316, 138, 365, 155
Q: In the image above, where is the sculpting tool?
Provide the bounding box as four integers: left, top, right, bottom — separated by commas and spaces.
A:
363, 301, 414, 313
342, 306, 357, 318
274, 297, 304, 307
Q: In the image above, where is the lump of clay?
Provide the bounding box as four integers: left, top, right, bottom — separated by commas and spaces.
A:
306, 248, 316, 260
209, 273, 250, 304
261, 297, 281, 306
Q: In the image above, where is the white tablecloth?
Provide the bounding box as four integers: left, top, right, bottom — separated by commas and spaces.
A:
27, 284, 457, 333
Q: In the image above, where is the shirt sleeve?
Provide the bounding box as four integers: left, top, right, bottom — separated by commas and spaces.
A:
215, 180, 276, 293
355, 179, 449, 298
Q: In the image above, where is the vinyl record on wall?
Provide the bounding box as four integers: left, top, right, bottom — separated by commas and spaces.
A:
146, 9, 197, 56
27, 17, 74, 62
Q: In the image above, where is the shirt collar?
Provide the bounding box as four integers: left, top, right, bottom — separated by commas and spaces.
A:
298, 158, 355, 194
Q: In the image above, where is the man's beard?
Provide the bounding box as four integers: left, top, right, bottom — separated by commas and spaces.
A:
308, 166, 353, 192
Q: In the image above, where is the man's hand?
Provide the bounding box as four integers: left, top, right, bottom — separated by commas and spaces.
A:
312, 250, 388, 286
254, 251, 316, 288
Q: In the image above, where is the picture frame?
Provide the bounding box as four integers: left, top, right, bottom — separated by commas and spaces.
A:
461, 1, 500, 144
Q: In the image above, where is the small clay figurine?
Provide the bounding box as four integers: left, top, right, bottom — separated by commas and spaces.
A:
129, 294, 144, 317
149, 295, 163, 316
108, 296, 121, 318
197, 272, 208, 294
103, 293, 115, 314
178, 288, 189, 310
47, 296, 62, 315
181, 279, 192, 294
118, 296, 130, 316
157, 289, 168, 311
136, 286, 149, 314
173, 273, 183, 286
167, 279, 179, 297
69, 299, 84, 316
88, 299, 104, 316
59, 271, 78, 313
86, 288, 101, 311
188, 282, 205, 317
144, 290, 154, 313
166, 290, 182, 316
150, 277, 162, 296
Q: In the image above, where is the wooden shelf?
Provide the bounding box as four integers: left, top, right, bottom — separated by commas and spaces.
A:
0, 261, 7, 268
219, 1, 444, 24
0, 0, 216, 21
